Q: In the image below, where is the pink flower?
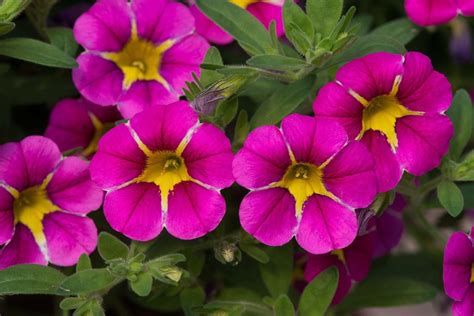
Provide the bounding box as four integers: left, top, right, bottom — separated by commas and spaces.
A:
313, 52, 454, 192
90, 102, 234, 241
188, 0, 285, 45
443, 227, 474, 316
233, 115, 377, 254
73, 0, 210, 119
304, 233, 375, 304
45, 98, 122, 157
0, 136, 103, 269
405, 0, 474, 26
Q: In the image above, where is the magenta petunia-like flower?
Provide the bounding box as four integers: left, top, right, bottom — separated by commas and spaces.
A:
188, 0, 285, 45
443, 227, 474, 316
73, 0, 210, 119
45, 98, 122, 157
313, 52, 454, 192
0, 136, 103, 269
233, 115, 377, 254
304, 233, 375, 304
405, 0, 474, 26
90, 102, 234, 241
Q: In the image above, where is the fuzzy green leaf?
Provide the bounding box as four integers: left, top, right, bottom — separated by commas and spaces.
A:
98, 232, 129, 261
259, 244, 293, 297
447, 89, 474, 160
76, 253, 92, 272
47, 27, 78, 57
307, 0, 343, 37
58, 268, 117, 295
437, 180, 464, 217
371, 18, 419, 45
0, 264, 66, 295
299, 267, 338, 316
131, 272, 153, 297
274, 295, 295, 316
180, 286, 206, 316
247, 55, 306, 71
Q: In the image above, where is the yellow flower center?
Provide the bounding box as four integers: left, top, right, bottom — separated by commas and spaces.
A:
11, 176, 58, 244
331, 249, 346, 263
229, 0, 259, 8
471, 264, 474, 283
82, 113, 115, 156
349, 75, 423, 151
277, 162, 334, 217
102, 25, 174, 90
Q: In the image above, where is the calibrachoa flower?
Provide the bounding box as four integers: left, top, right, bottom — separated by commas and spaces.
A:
45, 98, 121, 157
443, 227, 474, 316
90, 102, 234, 241
304, 233, 375, 304
313, 52, 454, 192
0, 136, 103, 269
188, 0, 285, 45
73, 0, 209, 119
233, 115, 377, 254
405, 0, 474, 26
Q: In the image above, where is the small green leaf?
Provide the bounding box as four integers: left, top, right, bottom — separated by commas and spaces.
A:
447, 89, 474, 160
196, 0, 274, 55
299, 267, 338, 316
233, 110, 250, 150
98, 232, 129, 261
307, 0, 343, 37
59, 268, 117, 295
131, 271, 153, 297
247, 54, 306, 71
60, 297, 87, 310
0, 22, 14, 36
200, 46, 224, 87
76, 253, 92, 272
240, 243, 270, 264
0, 264, 66, 295
274, 295, 295, 316
437, 180, 464, 217
47, 27, 79, 57
0, 0, 31, 22
0, 37, 78, 68
283, 1, 314, 54
250, 77, 313, 128
259, 244, 293, 297
215, 98, 239, 127
147, 253, 186, 269
371, 18, 419, 45
180, 286, 206, 316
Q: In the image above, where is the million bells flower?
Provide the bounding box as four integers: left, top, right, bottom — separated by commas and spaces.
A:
73, 0, 209, 119
233, 115, 377, 254
0, 136, 103, 269
405, 0, 474, 26
313, 52, 454, 192
443, 227, 474, 316
90, 102, 234, 241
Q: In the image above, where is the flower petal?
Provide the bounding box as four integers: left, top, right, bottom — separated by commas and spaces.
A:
0, 225, 47, 269
248, 3, 284, 37
189, 4, 233, 45
281, 115, 348, 166
452, 286, 474, 316
166, 182, 225, 240
130, 102, 198, 152
47, 157, 103, 215
181, 123, 234, 189
324, 141, 377, 208
404, 0, 458, 26
239, 188, 297, 246
373, 197, 405, 257
0, 187, 14, 245
73, 0, 131, 52
233, 126, 291, 189
459, 0, 474, 15
90, 124, 147, 189
395, 114, 453, 176
296, 195, 357, 254
104, 183, 163, 241
43, 212, 97, 266
344, 233, 374, 281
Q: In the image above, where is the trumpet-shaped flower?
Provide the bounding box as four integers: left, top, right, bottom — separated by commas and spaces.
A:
405, 0, 474, 26
73, 0, 209, 119
45, 98, 121, 157
233, 115, 377, 254
313, 52, 453, 192
90, 102, 234, 241
0, 136, 103, 269
188, 0, 285, 45
443, 228, 474, 316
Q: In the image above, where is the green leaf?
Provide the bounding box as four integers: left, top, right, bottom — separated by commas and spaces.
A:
259, 244, 293, 297
274, 295, 295, 316
299, 267, 338, 316
233, 109, 249, 150
180, 286, 206, 316
0, 22, 14, 36
0, 264, 66, 295
215, 98, 239, 127
200, 46, 224, 87
59, 268, 118, 295
437, 180, 464, 217
239, 243, 270, 264
283, 1, 314, 54
60, 297, 87, 310
196, 0, 273, 55
0, 0, 31, 22
0, 37, 77, 68
47, 27, 78, 57
247, 54, 306, 71
250, 77, 313, 128
338, 277, 437, 310
131, 271, 153, 297
76, 253, 92, 272
147, 253, 187, 269
371, 18, 419, 45
307, 0, 343, 37
447, 89, 474, 160
98, 232, 129, 261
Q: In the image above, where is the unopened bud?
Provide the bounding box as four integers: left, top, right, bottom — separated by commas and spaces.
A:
160, 266, 183, 283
